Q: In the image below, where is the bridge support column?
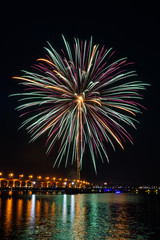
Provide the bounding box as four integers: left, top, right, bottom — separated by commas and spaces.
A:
12, 180, 15, 187
6, 180, 9, 187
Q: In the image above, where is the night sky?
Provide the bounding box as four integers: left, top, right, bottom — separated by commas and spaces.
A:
1, 2, 159, 184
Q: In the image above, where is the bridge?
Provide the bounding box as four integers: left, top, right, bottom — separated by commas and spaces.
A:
0, 172, 160, 197
0, 172, 90, 189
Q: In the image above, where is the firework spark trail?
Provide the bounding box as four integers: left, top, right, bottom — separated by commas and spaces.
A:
11, 35, 149, 173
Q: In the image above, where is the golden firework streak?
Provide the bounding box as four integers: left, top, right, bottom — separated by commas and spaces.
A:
42, 106, 72, 133
12, 77, 73, 96
103, 103, 136, 116
85, 99, 102, 106
87, 45, 97, 73
89, 108, 124, 150
76, 104, 81, 180
37, 58, 58, 69
37, 58, 74, 91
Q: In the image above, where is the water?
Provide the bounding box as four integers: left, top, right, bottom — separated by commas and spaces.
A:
0, 193, 160, 239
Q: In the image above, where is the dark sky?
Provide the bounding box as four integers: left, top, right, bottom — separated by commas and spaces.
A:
1, 2, 159, 184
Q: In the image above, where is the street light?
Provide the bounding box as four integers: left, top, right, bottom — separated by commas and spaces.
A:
19, 174, 24, 178
37, 176, 41, 180
9, 173, 14, 178
28, 175, 33, 179
0, 172, 2, 177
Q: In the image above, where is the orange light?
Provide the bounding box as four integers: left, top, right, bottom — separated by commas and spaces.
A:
52, 177, 56, 180
0, 172, 2, 176
37, 176, 41, 180
29, 175, 33, 179
9, 173, 14, 178
77, 96, 84, 104
19, 174, 24, 178
45, 177, 49, 180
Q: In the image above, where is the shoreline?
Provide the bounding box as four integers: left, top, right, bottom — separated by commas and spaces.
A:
0, 186, 159, 198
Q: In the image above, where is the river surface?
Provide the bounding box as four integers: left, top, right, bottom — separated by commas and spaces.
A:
0, 193, 160, 239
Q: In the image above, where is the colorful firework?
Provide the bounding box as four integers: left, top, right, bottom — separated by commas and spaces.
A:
12, 35, 148, 174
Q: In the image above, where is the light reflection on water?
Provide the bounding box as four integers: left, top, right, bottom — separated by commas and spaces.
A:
0, 193, 159, 239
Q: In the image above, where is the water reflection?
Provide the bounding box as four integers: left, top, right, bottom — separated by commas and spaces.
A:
4, 198, 13, 237
62, 194, 67, 223
17, 198, 23, 226
70, 194, 75, 223
30, 194, 36, 226
36, 198, 41, 222
90, 194, 98, 229
0, 198, 1, 217
0, 193, 159, 239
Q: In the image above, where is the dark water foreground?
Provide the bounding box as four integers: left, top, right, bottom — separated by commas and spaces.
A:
0, 193, 160, 239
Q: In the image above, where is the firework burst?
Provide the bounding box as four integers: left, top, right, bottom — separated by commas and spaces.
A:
12, 35, 149, 174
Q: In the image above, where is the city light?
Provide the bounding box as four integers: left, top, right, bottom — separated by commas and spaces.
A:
0, 172, 91, 190
115, 191, 121, 194
0, 172, 159, 196
9, 173, 14, 178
